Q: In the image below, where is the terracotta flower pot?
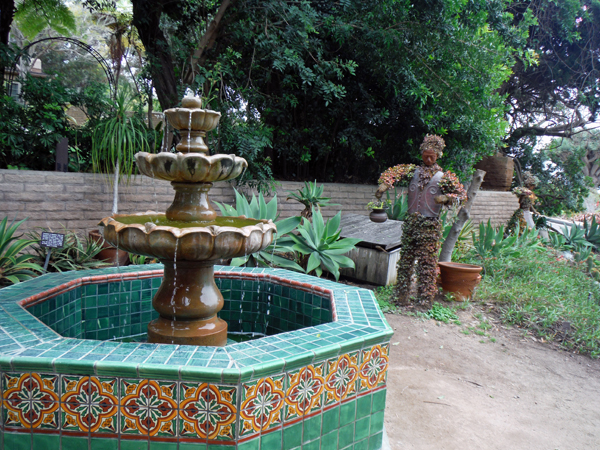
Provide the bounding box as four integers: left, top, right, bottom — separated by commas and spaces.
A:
369, 208, 388, 223
438, 261, 482, 301
89, 230, 130, 267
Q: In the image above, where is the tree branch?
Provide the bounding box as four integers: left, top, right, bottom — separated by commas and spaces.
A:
439, 169, 485, 262
182, 0, 236, 85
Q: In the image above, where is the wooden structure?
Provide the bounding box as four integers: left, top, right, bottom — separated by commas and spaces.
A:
340, 214, 404, 286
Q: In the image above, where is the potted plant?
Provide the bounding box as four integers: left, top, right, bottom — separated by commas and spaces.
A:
366, 199, 392, 223
89, 89, 154, 266
437, 169, 486, 300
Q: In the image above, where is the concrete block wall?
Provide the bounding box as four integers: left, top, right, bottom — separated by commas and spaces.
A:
0, 169, 518, 236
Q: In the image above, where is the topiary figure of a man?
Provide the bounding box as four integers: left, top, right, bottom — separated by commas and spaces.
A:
376, 135, 466, 305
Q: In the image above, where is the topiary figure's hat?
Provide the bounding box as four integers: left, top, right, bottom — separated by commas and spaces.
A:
419, 134, 445, 157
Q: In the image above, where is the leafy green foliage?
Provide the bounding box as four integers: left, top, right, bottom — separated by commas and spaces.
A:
15, 0, 77, 39
460, 245, 600, 358
426, 303, 460, 325
0, 76, 111, 171
286, 181, 338, 218
584, 216, 600, 249
0, 217, 43, 286
27, 228, 109, 272
511, 137, 594, 216
472, 220, 543, 259
91, 89, 153, 184
214, 189, 303, 271
289, 208, 360, 281
502, 0, 600, 150
385, 189, 409, 221
374, 285, 396, 313
128, 0, 518, 183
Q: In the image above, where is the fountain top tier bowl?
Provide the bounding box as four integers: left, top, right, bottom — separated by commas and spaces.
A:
163, 94, 221, 153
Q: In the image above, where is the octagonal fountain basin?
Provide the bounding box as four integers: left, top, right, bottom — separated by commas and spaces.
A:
0, 265, 392, 450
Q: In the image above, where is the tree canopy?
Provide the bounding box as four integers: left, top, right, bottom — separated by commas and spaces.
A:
500, 0, 600, 152
119, 0, 516, 185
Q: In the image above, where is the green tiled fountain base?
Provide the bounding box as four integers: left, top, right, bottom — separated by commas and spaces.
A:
0, 265, 392, 449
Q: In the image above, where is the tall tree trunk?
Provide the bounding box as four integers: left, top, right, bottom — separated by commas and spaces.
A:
439, 169, 486, 262
131, 0, 179, 110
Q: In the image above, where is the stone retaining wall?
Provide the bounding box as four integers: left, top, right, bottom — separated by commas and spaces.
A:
0, 169, 518, 236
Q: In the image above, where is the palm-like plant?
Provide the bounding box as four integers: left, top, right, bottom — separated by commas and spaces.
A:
92, 89, 153, 215
289, 208, 360, 281
0, 217, 43, 287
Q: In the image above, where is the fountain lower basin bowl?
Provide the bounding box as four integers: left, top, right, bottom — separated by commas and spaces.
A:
136, 152, 247, 182
0, 265, 392, 450
101, 213, 276, 261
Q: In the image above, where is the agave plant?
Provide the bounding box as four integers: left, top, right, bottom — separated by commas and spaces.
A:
214, 189, 303, 271
289, 208, 360, 281
286, 181, 339, 220
0, 217, 43, 286
385, 188, 409, 221
28, 228, 109, 272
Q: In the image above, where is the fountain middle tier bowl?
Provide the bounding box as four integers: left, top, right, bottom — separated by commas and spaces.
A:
136, 152, 247, 182
100, 213, 276, 261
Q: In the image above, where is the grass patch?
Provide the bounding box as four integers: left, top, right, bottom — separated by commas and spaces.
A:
460, 246, 600, 358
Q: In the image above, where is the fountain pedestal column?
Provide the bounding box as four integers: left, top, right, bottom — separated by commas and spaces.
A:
147, 260, 228, 346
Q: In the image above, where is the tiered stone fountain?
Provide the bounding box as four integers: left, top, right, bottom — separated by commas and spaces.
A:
100, 95, 276, 346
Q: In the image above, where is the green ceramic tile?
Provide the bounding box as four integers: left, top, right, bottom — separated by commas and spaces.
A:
3, 431, 30, 450
283, 421, 302, 449
32, 432, 60, 448
90, 437, 119, 450
321, 430, 338, 449
303, 414, 321, 443
322, 406, 339, 434
207, 444, 233, 450
95, 361, 139, 377
340, 399, 356, 426
369, 410, 385, 435
354, 438, 369, 450
356, 394, 372, 420
260, 429, 282, 449
339, 423, 355, 448
301, 440, 319, 450
138, 364, 181, 380
149, 441, 178, 450
62, 434, 89, 450
368, 432, 383, 450
236, 437, 259, 450
371, 389, 386, 413
53, 359, 95, 375
348, 413, 367, 440
252, 359, 285, 379
120, 438, 149, 450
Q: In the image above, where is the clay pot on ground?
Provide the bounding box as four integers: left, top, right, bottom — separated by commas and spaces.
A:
89, 230, 130, 267
438, 261, 482, 300
369, 208, 388, 223
474, 154, 514, 191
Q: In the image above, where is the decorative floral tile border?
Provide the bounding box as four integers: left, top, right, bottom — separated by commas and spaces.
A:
1, 343, 388, 444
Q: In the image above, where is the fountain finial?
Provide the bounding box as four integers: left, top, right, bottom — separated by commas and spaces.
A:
181, 95, 202, 109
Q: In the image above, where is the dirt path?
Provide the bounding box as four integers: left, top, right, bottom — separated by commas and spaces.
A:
383, 308, 600, 450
